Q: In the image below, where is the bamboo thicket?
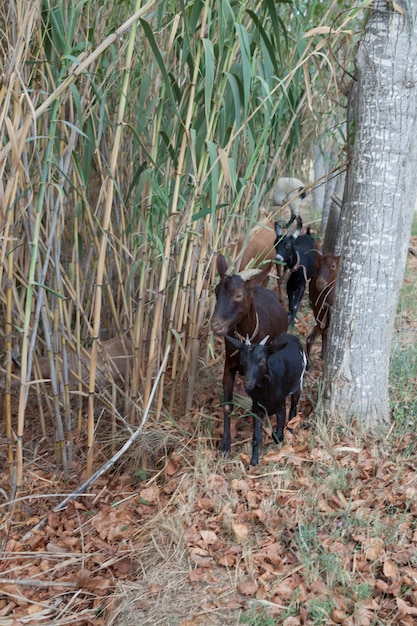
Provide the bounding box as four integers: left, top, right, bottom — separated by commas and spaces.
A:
0, 0, 360, 484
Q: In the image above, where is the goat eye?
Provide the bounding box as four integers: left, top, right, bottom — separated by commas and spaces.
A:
234, 293, 243, 301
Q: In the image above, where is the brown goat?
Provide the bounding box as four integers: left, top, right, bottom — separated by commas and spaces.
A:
233, 219, 277, 272
4, 337, 134, 390
306, 254, 340, 361
211, 254, 288, 457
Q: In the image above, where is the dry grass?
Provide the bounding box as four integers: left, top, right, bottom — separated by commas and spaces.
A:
106, 534, 245, 626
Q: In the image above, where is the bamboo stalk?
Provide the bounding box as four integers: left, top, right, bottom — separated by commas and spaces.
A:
87, 0, 146, 476
0, 0, 158, 166
144, 3, 208, 412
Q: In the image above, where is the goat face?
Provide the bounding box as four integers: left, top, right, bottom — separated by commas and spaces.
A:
314, 255, 340, 291
210, 254, 271, 336
275, 237, 296, 265
274, 216, 302, 265
239, 344, 269, 392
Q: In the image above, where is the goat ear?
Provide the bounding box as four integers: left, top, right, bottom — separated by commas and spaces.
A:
224, 335, 243, 350
217, 254, 228, 278
293, 216, 302, 239
267, 339, 289, 354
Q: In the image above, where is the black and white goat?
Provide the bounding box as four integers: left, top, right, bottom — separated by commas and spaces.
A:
271, 177, 308, 228
225, 333, 306, 466
274, 216, 317, 326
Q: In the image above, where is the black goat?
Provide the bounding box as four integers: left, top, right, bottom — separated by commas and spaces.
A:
210, 254, 288, 458
274, 216, 317, 326
225, 333, 306, 465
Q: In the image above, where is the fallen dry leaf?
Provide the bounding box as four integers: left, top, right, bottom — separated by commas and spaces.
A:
199, 530, 217, 545
364, 537, 384, 561
237, 580, 258, 596
139, 484, 160, 503
383, 559, 399, 579
189, 547, 212, 567
396, 597, 417, 616
231, 522, 248, 543
217, 553, 235, 567
331, 609, 346, 623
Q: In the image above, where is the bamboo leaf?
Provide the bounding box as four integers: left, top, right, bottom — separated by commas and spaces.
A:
140, 18, 180, 117
202, 38, 215, 128
235, 24, 252, 117
303, 26, 332, 38
245, 9, 279, 77
206, 140, 219, 215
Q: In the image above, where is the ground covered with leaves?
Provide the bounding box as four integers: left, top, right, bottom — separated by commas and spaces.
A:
1, 247, 416, 626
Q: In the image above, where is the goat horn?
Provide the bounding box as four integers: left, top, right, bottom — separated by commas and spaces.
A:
245, 335, 251, 345
238, 268, 263, 281
259, 335, 269, 346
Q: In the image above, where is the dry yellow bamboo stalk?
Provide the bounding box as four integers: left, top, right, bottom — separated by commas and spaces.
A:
0, 0, 158, 166
144, 4, 209, 411
87, 0, 146, 476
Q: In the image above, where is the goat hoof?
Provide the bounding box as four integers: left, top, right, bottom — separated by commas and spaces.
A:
218, 442, 231, 457
272, 431, 284, 444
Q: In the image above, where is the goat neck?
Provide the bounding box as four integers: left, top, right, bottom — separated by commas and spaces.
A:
234, 301, 260, 343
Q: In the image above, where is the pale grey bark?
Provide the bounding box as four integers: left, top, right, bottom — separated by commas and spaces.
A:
322, 193, 342, 255
312, 140, 345, 238
322, 1, 417, 428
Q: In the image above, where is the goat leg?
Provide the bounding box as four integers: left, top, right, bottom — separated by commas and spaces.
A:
321, 328, 329, 359
250, 410, 263, 466
272, 402, 287, 444
306, 325, 319, 365
286, 389, 302, 436
287, 275, 305, 327
289, 390, 301, 422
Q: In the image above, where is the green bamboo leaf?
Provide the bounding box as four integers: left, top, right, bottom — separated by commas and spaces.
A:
140, 18, 180, 117
192, 203, 229, 222
32, 282, 66, 299
170, 329, 187, 359
264, 0, 290, 67
225, 72, 241, 129
245, 9, 279, 77
47, 2, 67, 55
188, 0, 206, 33
97, 97, 106, 147
202, 38, 215, 128
60, 119, 90, 139
69, 82, 82, 124
66, 0, 89, 46
206, 140, 219, 215
235, 24, 252, 117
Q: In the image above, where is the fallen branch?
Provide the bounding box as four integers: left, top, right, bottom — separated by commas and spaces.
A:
0, 577, 76, 588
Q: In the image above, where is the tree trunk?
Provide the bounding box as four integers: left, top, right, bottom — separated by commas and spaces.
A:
322, 1, 417, 428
